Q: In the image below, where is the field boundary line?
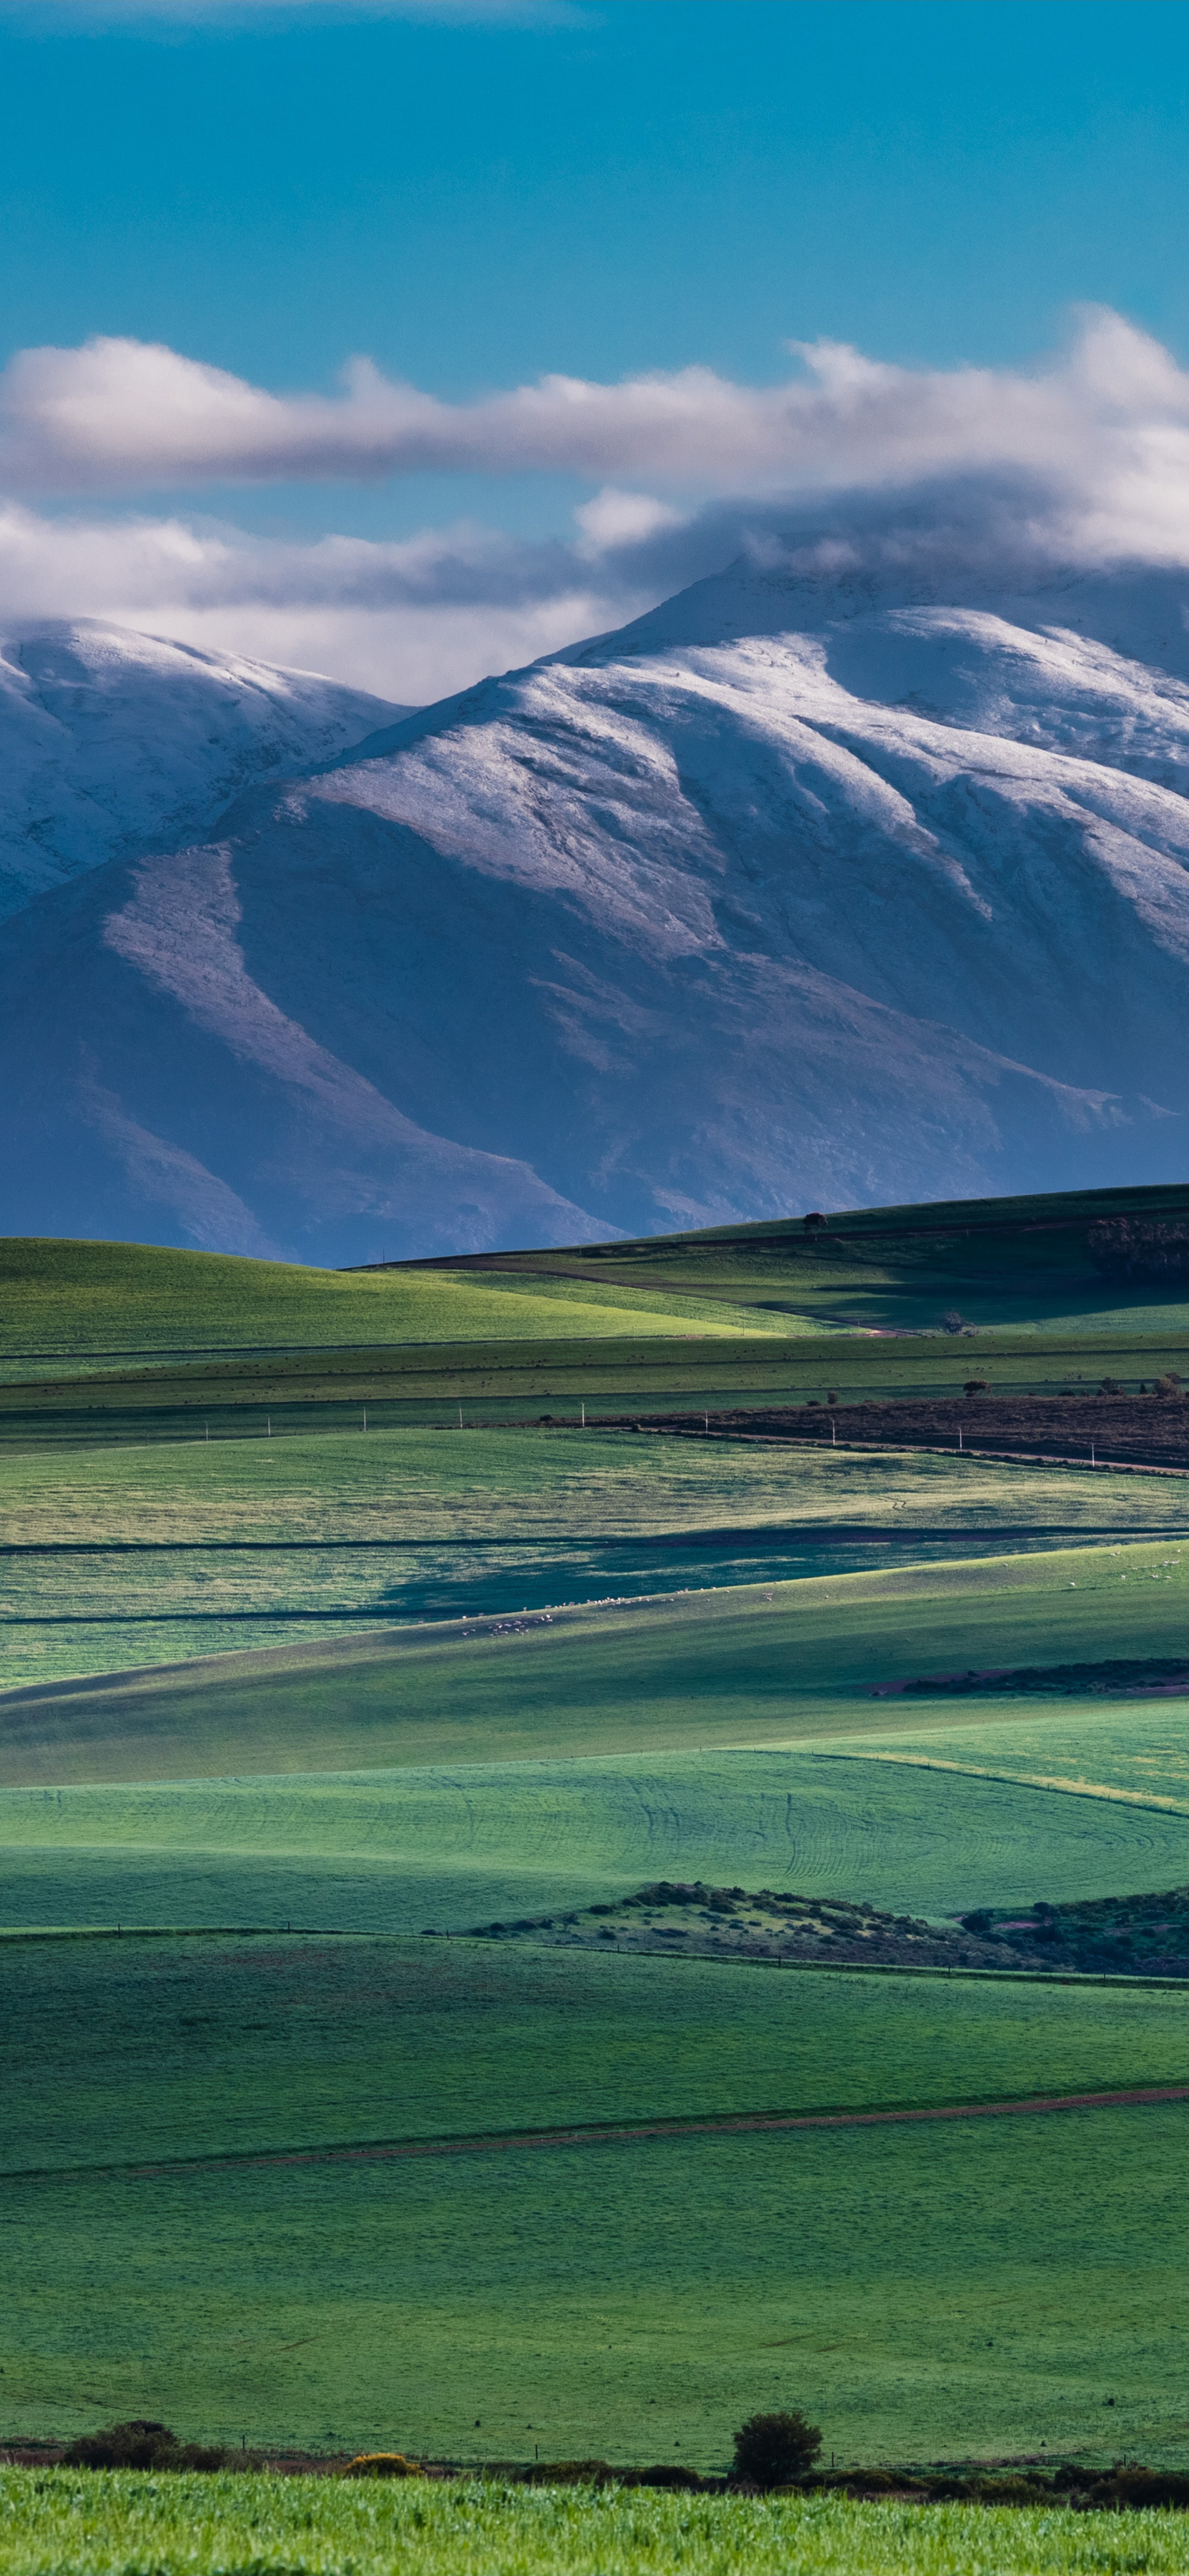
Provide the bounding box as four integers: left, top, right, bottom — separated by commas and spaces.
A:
815, 1749, 1189, 1820
2, 1925, 1187, 1996
8, 2083, 1189, 2187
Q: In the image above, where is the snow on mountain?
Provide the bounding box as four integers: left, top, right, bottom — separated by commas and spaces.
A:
2, 562, 1188, 1263
0, 620, 405, 919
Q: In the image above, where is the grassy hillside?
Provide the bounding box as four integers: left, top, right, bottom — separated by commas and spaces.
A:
9, 1187, 1189, 2481
5, 1934, 1189, 2465
3, 1429, 1187, 1688
6, 1699, 1189, 1934
5, 1537, 1189, 1784
402, 1180, 1189, 1336
6, 2094, 1188, 2465
12, 1933, 1187, 2176
0, 1238, 782, 1371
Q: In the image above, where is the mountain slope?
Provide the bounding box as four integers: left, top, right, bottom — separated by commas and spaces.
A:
2, 562, 1188, 1262
0, 620, 404, 919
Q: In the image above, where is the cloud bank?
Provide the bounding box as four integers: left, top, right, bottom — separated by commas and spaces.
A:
5, 309, 1189, 541
3, 308, 1189, 698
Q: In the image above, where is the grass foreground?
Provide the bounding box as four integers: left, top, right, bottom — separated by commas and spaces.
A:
2, 2470, 1188, 2576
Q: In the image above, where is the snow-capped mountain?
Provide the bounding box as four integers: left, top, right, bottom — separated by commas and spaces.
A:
2, 562, 1188, 1263
0, 620, 404, 919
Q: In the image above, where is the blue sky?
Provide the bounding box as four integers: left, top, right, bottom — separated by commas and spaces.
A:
1, 0, 1188, 697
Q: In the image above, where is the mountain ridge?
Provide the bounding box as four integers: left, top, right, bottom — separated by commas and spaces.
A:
0, 618, 406, 920
1, 559, 1187, 1263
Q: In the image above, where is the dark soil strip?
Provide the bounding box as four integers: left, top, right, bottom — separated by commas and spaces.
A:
12, 2085, 1189, 2190
605, 1396, 1189, 1472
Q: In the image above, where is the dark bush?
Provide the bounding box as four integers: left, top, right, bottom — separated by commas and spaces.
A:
1092, 2469, 1189, 2508
732, 2410, 822, 2490
620, 2464, 705, 2490
60, 2421, 230, 2471
1088, 1219, 1189, 1284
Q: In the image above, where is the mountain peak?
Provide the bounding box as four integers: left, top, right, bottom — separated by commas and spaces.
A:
0, 618, 406, 920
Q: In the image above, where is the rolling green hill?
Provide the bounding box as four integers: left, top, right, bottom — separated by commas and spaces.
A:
392, 1180, 1189, 1336
4, 1927, 1189, 2465
5, 1537, 1188, 1787
0, 1237, 779, 1372
8, 1186, 1189, 2478
3, 1428, 1187, 1689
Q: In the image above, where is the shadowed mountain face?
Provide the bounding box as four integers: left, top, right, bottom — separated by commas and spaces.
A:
1, 565, 1188, 1263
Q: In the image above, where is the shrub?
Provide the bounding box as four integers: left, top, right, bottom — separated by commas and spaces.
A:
963, 1379, 990, 1397
732, 2409, 822, 2490
1088, 1219, 1189, 1282
1092, 2468, 1189, 2508
60, 2421, 230, 2471
621, 2464, 705, 2490
343, 2452, 420, 2478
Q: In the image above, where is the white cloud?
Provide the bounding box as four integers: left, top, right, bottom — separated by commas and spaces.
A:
6, 310, 1189, 548
574, 487, 684, 553
4, 308, 1189, 701
0, 499, 644, 697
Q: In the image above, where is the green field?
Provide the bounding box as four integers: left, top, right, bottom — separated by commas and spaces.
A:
7, 1198, 1189, 2478
420, 1178, 1189, 1336
4, 1427, 1188, 1687
7, 2102, 1189, 2464
11, 1931, 1189, 2174
5, 1932, 1189, 2463
7, 2479, 1189, 2576
6, 1532, 1189, 1780
6, 1715, 1189, 1931
0, 1237, 790, 1366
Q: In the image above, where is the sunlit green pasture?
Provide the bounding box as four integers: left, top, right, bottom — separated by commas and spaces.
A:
0, 1237, 781, 1372
6, 2102, 1189, 2463
476, 1179, 1189, 1337
842, 1694, 1189, 1813
6, 1533, 1189, 1783
4, 1428, 1188, 1686
7, 2477, 1189, 2576
5, 1713, 1189, 1930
